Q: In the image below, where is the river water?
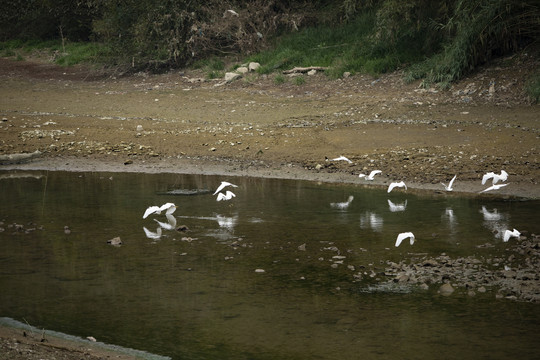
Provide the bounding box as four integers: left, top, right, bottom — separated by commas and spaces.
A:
1, 170, 539, 359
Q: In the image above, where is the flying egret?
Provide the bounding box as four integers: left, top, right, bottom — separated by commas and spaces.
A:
395, 232, 415, 247
482, 170, 508, 185
213, 181, 238, 195
480, 183, 509, 193
330, 195, 354, 209
331, 156, 353, 164
503, 229, 520, 242
142, 202, 177, 219
387, 181, 407, 193
441, 175, 457, 191
359, 170, 382, 180
388, 199, 407, 212
217, 190, 236, 201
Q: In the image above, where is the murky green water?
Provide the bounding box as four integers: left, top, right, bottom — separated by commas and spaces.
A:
1, 170, 539, 359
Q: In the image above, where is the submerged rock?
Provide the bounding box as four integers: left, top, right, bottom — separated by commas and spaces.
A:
438, 283, 455, 296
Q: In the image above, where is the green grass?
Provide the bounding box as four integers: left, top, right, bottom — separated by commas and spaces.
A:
526, 71, 540, 103
0, 39, 108, 66
246, 11, 426, 78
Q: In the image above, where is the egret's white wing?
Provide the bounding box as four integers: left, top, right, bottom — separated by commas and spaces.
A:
388, 181, 406, 193
224, 190, 236, 200
395, 232, 414, 247
480, 183, 509, 193
143, 206, 160, 219
482, 172, 495, 185
448, 175, 457, 189
159, 202, 176, 214
213, 181, 238, 195
332, 156, 352, 163
368, 170, 382, 179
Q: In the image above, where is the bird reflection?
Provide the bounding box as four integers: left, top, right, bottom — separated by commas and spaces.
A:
330, 195, 354, 210
359, 212, 383, 232
216, 214, 238, 229
480, 205, 509, 240
387, 199, 407, 212
143, 226, 162, 240
154, 214, 177, 230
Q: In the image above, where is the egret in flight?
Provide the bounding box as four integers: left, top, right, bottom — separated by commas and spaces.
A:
503, 229, 520, 242
441, 175, 457, 191
388, 181, 407, 193
482, 170, 508, 185
395, 232, 415, 247
143, 203, 177, 219
359, 170, 382, 180
213, 181, 238, 195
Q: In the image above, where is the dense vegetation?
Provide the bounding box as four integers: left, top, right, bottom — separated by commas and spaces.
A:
1, 0, 538, 92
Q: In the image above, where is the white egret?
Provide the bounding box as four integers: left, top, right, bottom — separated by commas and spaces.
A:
217, 190, 236, 201
388, 199, 407, 212
503, 229, 520, 242
359, 170, 382, 180
395, 232, 415, 247
213, 181, 238, 195
331, 156, 352, 164
330, 195, 354, 209
142, 202, 177, 219
387, 181, 407, 193
441, 175, 457, 191
482, 170, 508, 185
480, 183, 509, 193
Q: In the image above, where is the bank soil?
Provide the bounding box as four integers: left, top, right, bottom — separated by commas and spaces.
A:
0, 55, 539, 358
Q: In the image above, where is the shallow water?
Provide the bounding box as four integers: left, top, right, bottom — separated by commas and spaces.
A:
1, 170, 539, 359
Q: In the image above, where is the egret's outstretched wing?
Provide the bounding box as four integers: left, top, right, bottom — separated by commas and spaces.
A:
332, 156, 352, 163
395, 232, 415, 247
492, 170, 508, 184
368, 170, 382, 179
388, 181, 406, 193
482, 172, 495, 185
143, 206, 161, 219
480, 183, 509, 193
158, 202, 177, 215
213, 181, 238, 195
448, 175, 457, 188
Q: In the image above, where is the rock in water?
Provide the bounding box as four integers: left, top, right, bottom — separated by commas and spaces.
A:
438, 283, 455, 296
107, 237, 122, 246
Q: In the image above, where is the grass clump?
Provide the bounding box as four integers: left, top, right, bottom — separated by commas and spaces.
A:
526, 71, 540, 103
